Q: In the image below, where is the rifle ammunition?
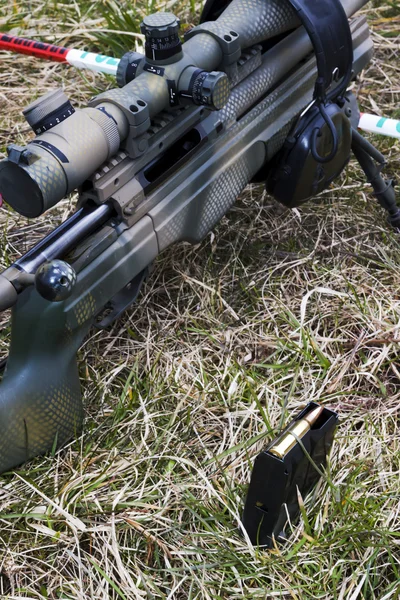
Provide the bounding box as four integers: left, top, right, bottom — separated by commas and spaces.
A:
242, 403, 338, 546
268, 405, 324, 459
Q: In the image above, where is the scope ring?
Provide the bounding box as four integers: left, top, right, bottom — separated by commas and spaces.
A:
184, 21, 241, 66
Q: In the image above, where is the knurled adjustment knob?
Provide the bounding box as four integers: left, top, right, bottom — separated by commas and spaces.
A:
23, 89, 75, 135
140, 12, 182, 64
116, 51, 144, 87
191, 71, 230, 111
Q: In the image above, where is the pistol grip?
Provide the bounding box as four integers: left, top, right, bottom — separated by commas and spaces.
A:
0, 288, 88, 474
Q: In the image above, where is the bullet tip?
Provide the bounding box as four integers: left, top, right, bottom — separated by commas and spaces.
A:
304, 405, 324, 425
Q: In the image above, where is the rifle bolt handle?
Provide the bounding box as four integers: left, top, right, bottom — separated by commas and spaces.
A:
35, 260, 77, 302
0, 275, 18, 311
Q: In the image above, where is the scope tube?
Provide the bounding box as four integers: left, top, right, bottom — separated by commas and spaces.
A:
221, 7, 371, 122
97, 0, 368, 118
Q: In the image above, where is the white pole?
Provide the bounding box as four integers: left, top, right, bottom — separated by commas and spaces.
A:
359, 113, 400, 140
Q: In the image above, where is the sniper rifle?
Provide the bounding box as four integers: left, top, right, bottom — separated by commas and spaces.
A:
0, 0, 395, 474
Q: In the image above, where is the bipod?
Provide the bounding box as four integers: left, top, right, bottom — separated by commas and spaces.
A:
351, 128, 400, 230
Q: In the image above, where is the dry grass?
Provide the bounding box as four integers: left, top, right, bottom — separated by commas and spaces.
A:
0, 1, 400, 599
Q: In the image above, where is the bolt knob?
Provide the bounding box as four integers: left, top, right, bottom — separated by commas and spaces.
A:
140, 12, 182, 64
191, 71, 230, 111
35, 260, 77, 302
23, 89, 75, 135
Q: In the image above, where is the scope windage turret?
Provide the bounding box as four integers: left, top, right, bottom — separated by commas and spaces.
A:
0, 89, 125, 218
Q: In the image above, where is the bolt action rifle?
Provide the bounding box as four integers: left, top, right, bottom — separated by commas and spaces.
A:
0, 0, 396, 474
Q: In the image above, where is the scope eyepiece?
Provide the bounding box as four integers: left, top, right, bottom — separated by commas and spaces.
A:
0, 89, 125, 217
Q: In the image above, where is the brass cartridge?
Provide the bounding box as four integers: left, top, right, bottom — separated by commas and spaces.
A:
269, 405, 324, 459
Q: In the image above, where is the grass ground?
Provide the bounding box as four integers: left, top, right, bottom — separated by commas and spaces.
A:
0, 0, 400, 598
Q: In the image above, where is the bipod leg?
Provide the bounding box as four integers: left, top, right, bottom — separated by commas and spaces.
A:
351, 128, 400, 230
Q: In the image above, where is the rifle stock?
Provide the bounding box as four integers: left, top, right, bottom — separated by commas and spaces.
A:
0, 216, 158, 473
0, 1, 371, 473
0, 292, 84, 472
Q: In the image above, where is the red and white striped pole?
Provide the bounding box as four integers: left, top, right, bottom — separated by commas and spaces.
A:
0, 33, 120, 75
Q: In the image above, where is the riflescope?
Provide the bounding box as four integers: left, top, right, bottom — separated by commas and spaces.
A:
0, 0, 301, 217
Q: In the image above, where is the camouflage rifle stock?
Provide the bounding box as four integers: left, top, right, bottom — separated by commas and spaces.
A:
0, 0, 373, 473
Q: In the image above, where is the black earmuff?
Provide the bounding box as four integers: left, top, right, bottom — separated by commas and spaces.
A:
266, 0, 355, 207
